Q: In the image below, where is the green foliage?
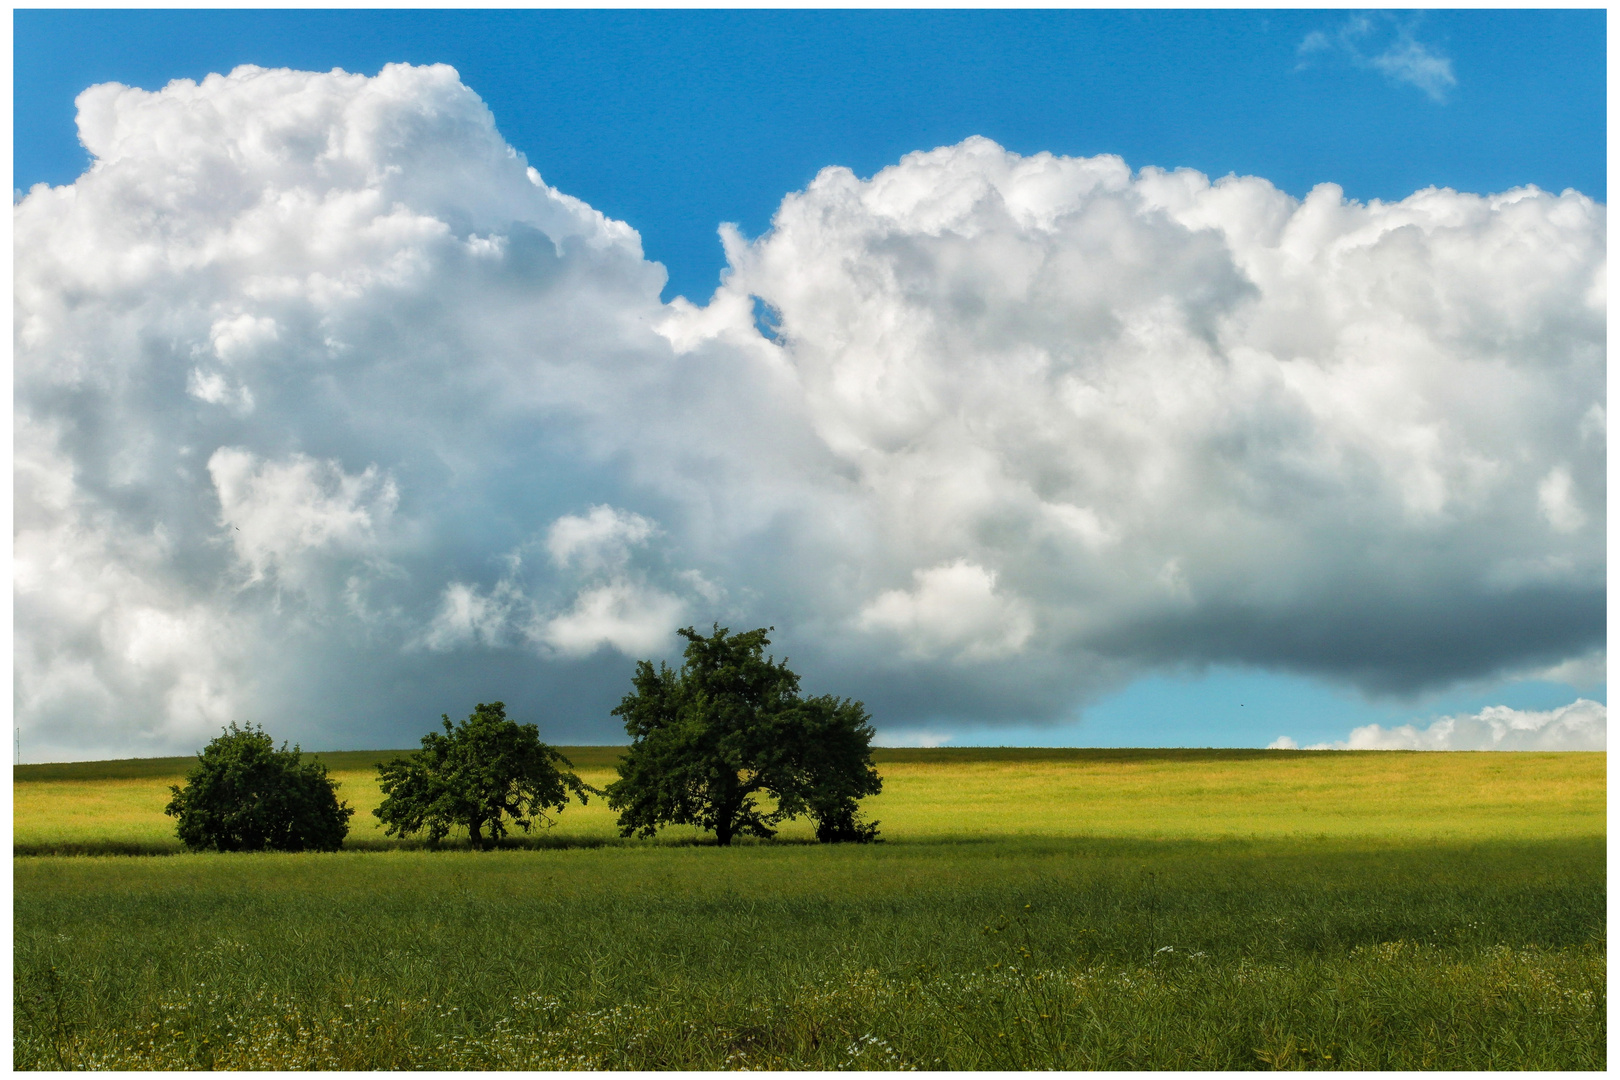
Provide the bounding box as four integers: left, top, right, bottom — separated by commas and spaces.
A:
373, 702, 591, 849
163, 723, 353, 852
606, 625, 881, 845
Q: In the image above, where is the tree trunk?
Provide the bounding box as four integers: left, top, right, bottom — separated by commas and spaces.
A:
469, 816, 484, 850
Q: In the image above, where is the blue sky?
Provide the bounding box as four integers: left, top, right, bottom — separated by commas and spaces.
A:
15, 9, 1606, 303
12, 9, 1606, 755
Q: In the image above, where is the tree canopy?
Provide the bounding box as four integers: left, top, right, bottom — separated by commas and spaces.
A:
374, 702, 592, 849
165, 722, 354, 852
606, 625, 881, 845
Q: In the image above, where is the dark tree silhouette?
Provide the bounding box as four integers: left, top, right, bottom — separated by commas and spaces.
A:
374, 702, 591, 849
607, 625, 881, 846
165, 723, 354, 852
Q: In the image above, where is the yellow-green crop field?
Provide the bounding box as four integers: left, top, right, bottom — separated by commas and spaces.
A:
14, 746, 1603, 853
14, 749, 1606, 1069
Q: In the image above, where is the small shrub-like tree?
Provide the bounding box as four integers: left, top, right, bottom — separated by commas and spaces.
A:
165, 723, 354, 852
374, 702, 592, 849
607, 625, 882, 845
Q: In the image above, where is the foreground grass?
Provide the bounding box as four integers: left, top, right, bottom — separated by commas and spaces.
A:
14, 836, 1605, 1069
14, 748, 1605, 853
14, 750, 1606, 1068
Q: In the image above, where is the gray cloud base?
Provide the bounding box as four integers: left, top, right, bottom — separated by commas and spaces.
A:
14, 65, 1606, 759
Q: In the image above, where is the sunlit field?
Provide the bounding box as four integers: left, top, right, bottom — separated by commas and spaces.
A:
14, 749, 1606, 1069
14, 746, 1603, 853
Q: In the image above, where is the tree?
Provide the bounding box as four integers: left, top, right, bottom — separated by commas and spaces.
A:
373, 702, 592, 849
606, 625, 882, 845
165, 723, 354, 852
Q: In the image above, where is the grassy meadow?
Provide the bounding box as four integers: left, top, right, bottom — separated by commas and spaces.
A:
13, 748, 1607, 1069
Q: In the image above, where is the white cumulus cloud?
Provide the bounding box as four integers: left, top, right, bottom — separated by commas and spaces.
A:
1279, 698, 1606, 751
546, 505, 658, 572
538, 580, 687, 659
422, 580, 520, 652
859, 561, 1034, 662
12, 63, 1605, 759
692, 136, 1603, 698
208, 447, 397, 589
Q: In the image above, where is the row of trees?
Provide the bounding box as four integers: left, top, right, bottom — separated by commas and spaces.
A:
167, 625, 881, 851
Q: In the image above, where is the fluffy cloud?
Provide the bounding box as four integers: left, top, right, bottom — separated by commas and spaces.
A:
16, 63, 678, 756
1270, 698, 1607, 751
696, 136, 1603, 697
538, 580, 687, 659
14, 64, 1605, 758
208, 447, 397, 590
421, 580, 520, 652
859, 561, 1034, 662
420, 505, 691, 658
546, 506, 658, 574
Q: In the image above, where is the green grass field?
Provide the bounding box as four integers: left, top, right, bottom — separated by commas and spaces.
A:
13, 749, 1606, 1069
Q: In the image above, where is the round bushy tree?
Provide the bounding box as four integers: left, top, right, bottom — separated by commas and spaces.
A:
165, 723, 354, 852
